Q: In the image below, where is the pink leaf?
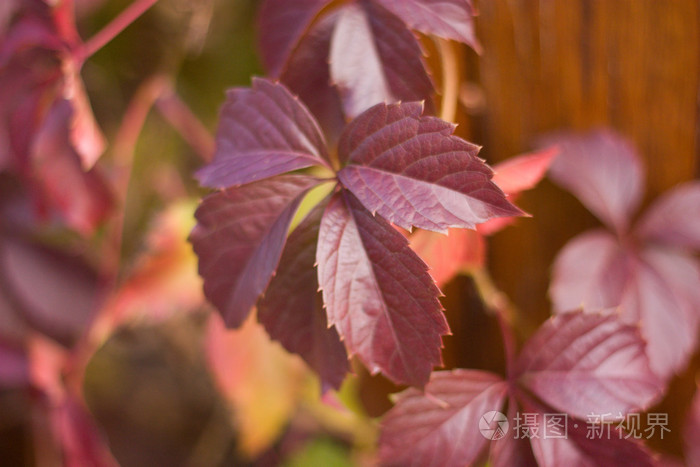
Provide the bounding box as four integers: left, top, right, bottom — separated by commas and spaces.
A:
515, 310, 663, 420
491, 146, 559, 195
374, 0, 480, 51
521, 397, 657, 467
635, 182, 700, 251
196, 78, 330, 189
619, 248, 700, 379
488, 397, 537, 467
551, 231, 700, 381
257, 0, 331, 76
190, 175, 319, 327
379, 370, 507, 467
549, 230, 629, 313
258, 198, 349, 390
337, 102, 521, 233
546, 129, 645, 233
329, 1, 433, 119
0, 235, 102, 346
316, 190, 449, 386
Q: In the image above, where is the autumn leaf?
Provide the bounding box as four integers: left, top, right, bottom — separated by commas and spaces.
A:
258, 199, 349, 391
258, 0, 478, 135
193, 79, 515, 387
379, 311, 662, 467
190, 175, 319, 327
337, 101, 521, 233
548, 129, 700, 380
317, 190, 448, 386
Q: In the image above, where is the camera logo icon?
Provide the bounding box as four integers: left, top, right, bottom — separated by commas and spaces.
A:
479, 411, 509, 440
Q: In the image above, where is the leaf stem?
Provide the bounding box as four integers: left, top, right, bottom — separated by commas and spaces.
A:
469, 268, 518, 378
437, 38, 460, 123
76, 0, 159, 63
156, 89, 215, 162
103, 74, 169, 278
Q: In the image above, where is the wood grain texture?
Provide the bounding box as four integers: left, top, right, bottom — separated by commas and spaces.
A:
447, 0, 700, 457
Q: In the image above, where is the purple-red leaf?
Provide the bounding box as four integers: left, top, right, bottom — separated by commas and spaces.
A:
0, 236, 101, 347
316, 190, 448, 386
521, 397, 657, 467
635, 182, 700, 251
546, 130, 645, 233
280, 11, 346, 144
378, 311, 662, 466
549, 230, 629, 313
379, 370, 507, 467
329, 1, 433, 119
257, 198, 349, 390
196, 78, 330, 189
257, 0, 331, 77
515, 310, 662, 420
190, 175, 319, 327
337, 102, 521, 233
374, 0, 479, 50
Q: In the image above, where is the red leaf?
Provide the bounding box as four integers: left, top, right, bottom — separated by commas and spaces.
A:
280, 11, 346, 145
30, 99, 113, 235
379, 370, 507, 467
258, 198, 349, 390
515, 310, 663, 420
549, 230, 629, 313
488, 397, 537, 467
0, 236, 102, 347
374, 0, 480, 51
197, 78, 330, 189
546, 130, 645, 233
316, 190, 449, 386
491, 146, 559, 195
409, 228, 485, 286
337, 101, 521, 233
378, 311, 662, 466
329, 0, 433, 119
1, 3, 105, 170
521, 397, 657, 467
257, 0, 331, 77
190, 175, 319, 327
635, 182, 700, 251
